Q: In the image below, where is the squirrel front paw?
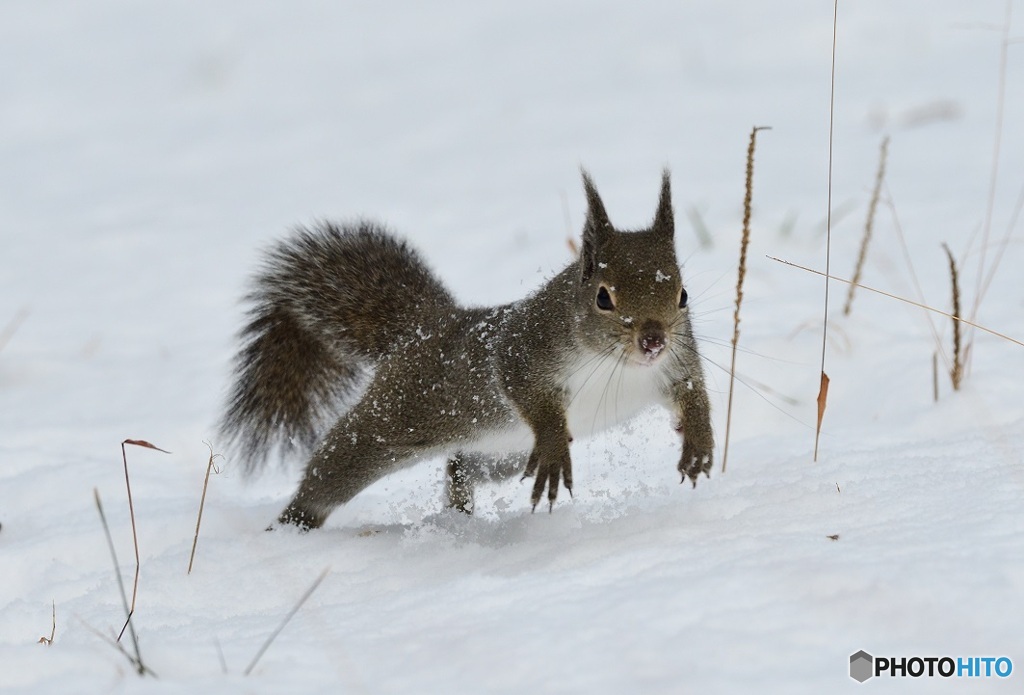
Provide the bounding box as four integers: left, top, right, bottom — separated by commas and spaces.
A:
522, 444, 573, 512
678, 439, 713, 488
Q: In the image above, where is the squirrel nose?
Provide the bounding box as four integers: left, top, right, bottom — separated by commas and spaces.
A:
638, 329, 667, 359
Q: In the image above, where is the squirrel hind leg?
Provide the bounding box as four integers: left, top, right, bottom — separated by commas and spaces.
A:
274, 502, 326, 531
277, 409, 439, 528
446, 454, 475, 514
445, 451, 528, 514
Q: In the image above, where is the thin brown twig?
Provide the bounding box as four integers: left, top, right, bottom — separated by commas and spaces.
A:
815, 0, 839, 462
883, 191, 951, 374
117, 439, 170, 642
844, 136, 889, 316
722, 125, 769, 474
77, 617, 157, 677
94, 489, 150, 676
0, 308, 29, 355
243, 567, 330, 676
976, 181, 1024, 308
969, 0, 1013, 361
214, 637, 229, 674
188, 442, 222, 575
767, 256, 1024, 348
38, 600, 56, 645
686, 205, 714, 249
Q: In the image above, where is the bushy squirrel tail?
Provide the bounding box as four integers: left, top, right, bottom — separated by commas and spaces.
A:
220, 221, 457, 473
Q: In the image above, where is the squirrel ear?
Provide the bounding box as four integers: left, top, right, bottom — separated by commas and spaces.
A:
580, 169, 611, 283
652, 169, 674, 239
582, 170, 613, 237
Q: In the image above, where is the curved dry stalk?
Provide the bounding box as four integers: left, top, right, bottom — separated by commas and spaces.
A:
244, 568, 330, 676
969, 0, 1013, 350
722, 125, 769, 474
117, 439, 170, 642
188, 442, 223, 575
815, 0, 840, 462
0, 308, 29, 354
94, 489, 149, 676
844, 136, 889, 316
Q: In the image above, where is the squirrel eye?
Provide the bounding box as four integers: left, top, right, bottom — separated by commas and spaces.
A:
679, 287, 689, 309
596, 286, 615, 311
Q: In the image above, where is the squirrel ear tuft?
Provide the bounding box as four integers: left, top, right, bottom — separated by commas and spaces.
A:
582, 169, 612, 237
580, 169, 611, 283
653, 169, 674, 239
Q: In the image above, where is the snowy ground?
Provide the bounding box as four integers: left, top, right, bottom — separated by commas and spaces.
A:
1, 1, 1023, 692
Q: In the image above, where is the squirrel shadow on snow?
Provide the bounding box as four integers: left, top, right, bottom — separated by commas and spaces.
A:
220, 170, 715, 530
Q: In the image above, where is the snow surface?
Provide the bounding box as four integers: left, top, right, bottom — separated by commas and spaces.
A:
2, 1, 1023, 692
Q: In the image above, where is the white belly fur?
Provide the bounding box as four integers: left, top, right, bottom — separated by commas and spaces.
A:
563, 350, 669, 440
466, 350, 669, 455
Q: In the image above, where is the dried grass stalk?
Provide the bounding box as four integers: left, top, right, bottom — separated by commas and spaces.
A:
38, 601, 56, 645
816, 0, 840, 462
722, 125, 769, 474
244, 567, 330, 676
94, 489, 150, 676
0, 308, 29, 355
968, 0, 1013, 370
942, 243, 964, 390
844, 136, 889, 316
188, 442, 222, 575
117, 439, 170, 643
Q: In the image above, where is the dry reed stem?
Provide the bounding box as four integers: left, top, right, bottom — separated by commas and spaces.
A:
977, 182, 1024, 311
942, 244, 964, 390
884, 192, 951, 374
94, 489, 149, 676
215, 637, 229, 674
686, 205, 714, 249
969, 0, 1013, 364
244, 567, 330, 676
932, 352, 939, 402
844, 136, 889, 316
117, 439, 170, 643
188, 442, 222, 575
816, 0, 839, 462
0, 308, 29, 355
38, 600, 56, 645
78, 618, 157, 678
722, 125, 769, 474
767, 256, 1024, 348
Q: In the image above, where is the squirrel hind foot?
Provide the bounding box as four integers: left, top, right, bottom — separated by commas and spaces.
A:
276, 504, 325, 531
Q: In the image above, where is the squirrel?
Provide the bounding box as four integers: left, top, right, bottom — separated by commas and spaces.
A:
220, 170, 714, 530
